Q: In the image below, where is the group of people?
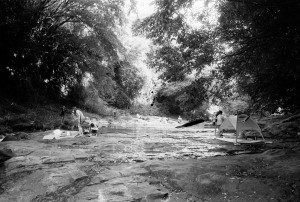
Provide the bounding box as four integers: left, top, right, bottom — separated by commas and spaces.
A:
59, 106, 99, 136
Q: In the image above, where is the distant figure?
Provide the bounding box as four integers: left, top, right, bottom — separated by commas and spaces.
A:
85, 117, 91, 124
215, 110, 225, 136
160, 117, 169, 124
90, 123, 99, 134
73, 107, 85, 136
136, 114, 140, 119
60, 106, 66, 124
178, 116, 182, 123
190, 110, 196, 121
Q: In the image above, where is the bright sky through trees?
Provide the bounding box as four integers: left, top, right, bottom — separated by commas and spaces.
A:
135, 1, 155, 19
128, 0, 220, 106
133, 0, 219, 27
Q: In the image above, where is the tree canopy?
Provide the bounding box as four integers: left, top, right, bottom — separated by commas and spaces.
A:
216, 0, 300, 112
134, 0, 215, 115
134, 0, 214, 82
1, 0, 299, 115
135, 0, 300, 114
0, 0, 143, 110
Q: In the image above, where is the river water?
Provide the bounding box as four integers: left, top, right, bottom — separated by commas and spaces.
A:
94, 125, 267, 162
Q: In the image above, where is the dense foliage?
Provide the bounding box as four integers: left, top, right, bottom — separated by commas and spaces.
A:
0, 0, 143, 110
134, 0, 214, 115
134, 0, 214, 82
135, 0, 300, 114
216, 0, 300, 112
155, 78, 209, 118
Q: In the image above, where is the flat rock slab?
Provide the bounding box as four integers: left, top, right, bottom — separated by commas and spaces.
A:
71, 180, 169, 202
1, 119, 300, 202
0, 164, 87, 202
5, 156, 43, 171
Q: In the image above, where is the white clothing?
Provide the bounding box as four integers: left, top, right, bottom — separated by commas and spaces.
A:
178, 116, 182, 123
74, 110, 85, 124
74, 109, 85, 135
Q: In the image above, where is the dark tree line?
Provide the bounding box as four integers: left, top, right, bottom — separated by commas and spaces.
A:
0, 0, 143, 109
217, 0, 300, 112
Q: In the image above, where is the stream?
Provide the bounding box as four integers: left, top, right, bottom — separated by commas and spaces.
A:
0, 122, 271, 202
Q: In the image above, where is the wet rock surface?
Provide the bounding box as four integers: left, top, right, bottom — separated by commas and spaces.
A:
0, 117, 299, 202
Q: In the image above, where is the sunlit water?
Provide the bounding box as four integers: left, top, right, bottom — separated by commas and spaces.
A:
93, 125, 266, 162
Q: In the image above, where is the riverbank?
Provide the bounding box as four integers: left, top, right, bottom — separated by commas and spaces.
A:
1, 103, 300, 201
0, 116, 300, 201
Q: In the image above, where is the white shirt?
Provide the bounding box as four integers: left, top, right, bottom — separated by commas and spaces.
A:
74, 110, 85, 122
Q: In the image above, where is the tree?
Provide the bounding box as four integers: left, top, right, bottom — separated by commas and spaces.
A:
134, 0, 214, 115
145, 29, 214, 82
0, 0, 144, 109
216, 0, 300, 112
135, 0, 214, 82
154, 77, 210, 116
112, 61, 144, 108
136, 0, 300, 114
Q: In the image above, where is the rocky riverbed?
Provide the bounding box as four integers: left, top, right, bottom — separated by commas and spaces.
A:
0, 116, 300, 202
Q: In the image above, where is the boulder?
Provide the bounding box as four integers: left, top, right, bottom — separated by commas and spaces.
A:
1, 132, 29, 141
262, 112, 300, 139
2, 134, 18, 141
0, 148, 15, 157
0, 147, 15, 163
263, 121, 299, 138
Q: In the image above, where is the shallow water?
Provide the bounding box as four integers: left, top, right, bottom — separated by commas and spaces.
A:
93, 126, 267, 161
